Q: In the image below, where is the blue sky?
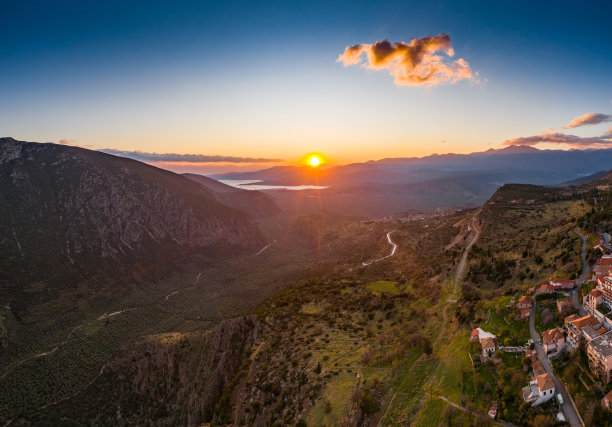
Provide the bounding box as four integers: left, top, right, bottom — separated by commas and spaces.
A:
1, 0, 611, 166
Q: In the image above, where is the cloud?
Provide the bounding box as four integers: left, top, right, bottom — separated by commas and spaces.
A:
59, 138, 76, 145
562, 112, 612, 129
502, 131, 612, 148
99, 149, 283, 163
337, 34, 475, 87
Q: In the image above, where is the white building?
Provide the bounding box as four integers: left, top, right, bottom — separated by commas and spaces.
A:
522, 373, 556, 406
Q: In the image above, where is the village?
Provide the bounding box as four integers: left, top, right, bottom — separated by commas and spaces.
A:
469, 237, 612, 426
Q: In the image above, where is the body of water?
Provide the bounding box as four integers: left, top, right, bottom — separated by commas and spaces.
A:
219, 179, 328, 191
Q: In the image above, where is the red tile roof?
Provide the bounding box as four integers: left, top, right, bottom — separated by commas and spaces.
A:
590, 289, 604, 298
542, 328, 564, 344
536, 373, 555, 391
570, 314, 600, 331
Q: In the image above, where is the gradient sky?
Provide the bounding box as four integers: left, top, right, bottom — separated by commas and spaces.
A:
1, 0, 611, 169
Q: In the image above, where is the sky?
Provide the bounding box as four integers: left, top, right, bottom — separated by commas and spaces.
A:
1, 0, 611, 172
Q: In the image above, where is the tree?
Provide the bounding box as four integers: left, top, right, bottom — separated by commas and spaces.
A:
359, 390, 380, 415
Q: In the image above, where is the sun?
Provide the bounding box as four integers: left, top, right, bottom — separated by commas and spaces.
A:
309, 155, 321, 167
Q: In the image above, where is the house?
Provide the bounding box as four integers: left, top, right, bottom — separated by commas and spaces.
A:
586, 289, 604, 313
517, 295, 533, 310
542, 328, 565, 354
549, 277, 575, 291
481, 337, 497, 360
522, 373, 556, 406
597, 238, 612, 255
602, 390, 612, 410
519, 307, 531, 320
538, 284, 554, 294
587, 330, 612, 383
601, 277, 612, 305
565, 314, 601, 347
471, 327, 496, 343
594, 255, 612, 276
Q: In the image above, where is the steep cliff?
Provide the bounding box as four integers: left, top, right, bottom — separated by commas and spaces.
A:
0, 138, 264, 302
29, 315, 261, 425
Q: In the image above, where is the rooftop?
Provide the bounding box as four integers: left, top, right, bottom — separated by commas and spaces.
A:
536, 373, 555, 391
588, 331, 612, 358
583, 325, 601, 341
569, 314, 600, 332
481, 337, 496, 349
542, 328, 564, 344
590, 289, 604, 298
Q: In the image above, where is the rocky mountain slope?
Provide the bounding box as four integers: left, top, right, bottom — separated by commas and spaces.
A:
183, 173, 280, 219
0, 137, 264, 308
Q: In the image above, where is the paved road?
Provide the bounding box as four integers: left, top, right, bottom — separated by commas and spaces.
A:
529, 303, 581, 427
362, 230, 398, 266
573, 228, 589, 316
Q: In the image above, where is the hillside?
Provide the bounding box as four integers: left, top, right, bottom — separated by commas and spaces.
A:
183, 173, 280, 219
0, 138, 265, 302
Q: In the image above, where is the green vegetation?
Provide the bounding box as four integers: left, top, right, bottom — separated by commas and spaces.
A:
366, 280, 400, 295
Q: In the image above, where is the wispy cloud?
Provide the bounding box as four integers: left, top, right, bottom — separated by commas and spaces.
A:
59, 138, 76, 145
99, 149, 283, 163
502, 132, 612, 148
337, 34, 475, 87
562, 112, 612, 129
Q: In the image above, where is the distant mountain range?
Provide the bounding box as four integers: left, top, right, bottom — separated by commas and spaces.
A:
215, 145, 612, 187
214, 145, 612, 217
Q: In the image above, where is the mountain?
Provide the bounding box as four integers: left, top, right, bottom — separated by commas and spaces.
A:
183, 173, 280, 219
215, 146, 612, 188
0, 137, 264, 308
558, 170, 610, 186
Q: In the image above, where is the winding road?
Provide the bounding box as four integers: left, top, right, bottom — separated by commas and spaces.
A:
526, 227, 590, 427
362, 230, 398, 266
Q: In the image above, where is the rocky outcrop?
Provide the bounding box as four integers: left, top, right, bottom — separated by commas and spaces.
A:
103, 315, 259, 425
0, 138, 264, 296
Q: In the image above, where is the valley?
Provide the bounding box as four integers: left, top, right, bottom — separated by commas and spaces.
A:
4, 139, 612, 426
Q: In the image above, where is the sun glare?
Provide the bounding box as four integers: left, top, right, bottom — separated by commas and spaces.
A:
309, 155, 321, 167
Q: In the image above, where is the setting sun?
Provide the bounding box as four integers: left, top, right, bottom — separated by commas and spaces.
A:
309, 155, 321, 167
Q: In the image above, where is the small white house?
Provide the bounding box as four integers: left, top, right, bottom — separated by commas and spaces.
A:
522, 373, 555, 406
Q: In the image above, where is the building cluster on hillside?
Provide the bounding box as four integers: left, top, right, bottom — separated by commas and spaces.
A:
472, 233, 612, 417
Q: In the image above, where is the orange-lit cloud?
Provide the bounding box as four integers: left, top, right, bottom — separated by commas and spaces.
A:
337, 35, 475, 87
99, 149, 283, 163
59, 138, 76, 145
562, 112, 612, 129
502, 132, 612, 148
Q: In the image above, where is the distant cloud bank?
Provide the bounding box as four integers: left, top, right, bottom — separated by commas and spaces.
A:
502, 112, 612, 148
563, 112, 612, 129
503, 132, 612, 148
99, 149, 283, 163
337, 34, 475, 87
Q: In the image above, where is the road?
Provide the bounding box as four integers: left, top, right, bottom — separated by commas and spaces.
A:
572, 228, 589, 316
362, 230, 398, 266
529, 303, 581, 427
377, 212, 481, 426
